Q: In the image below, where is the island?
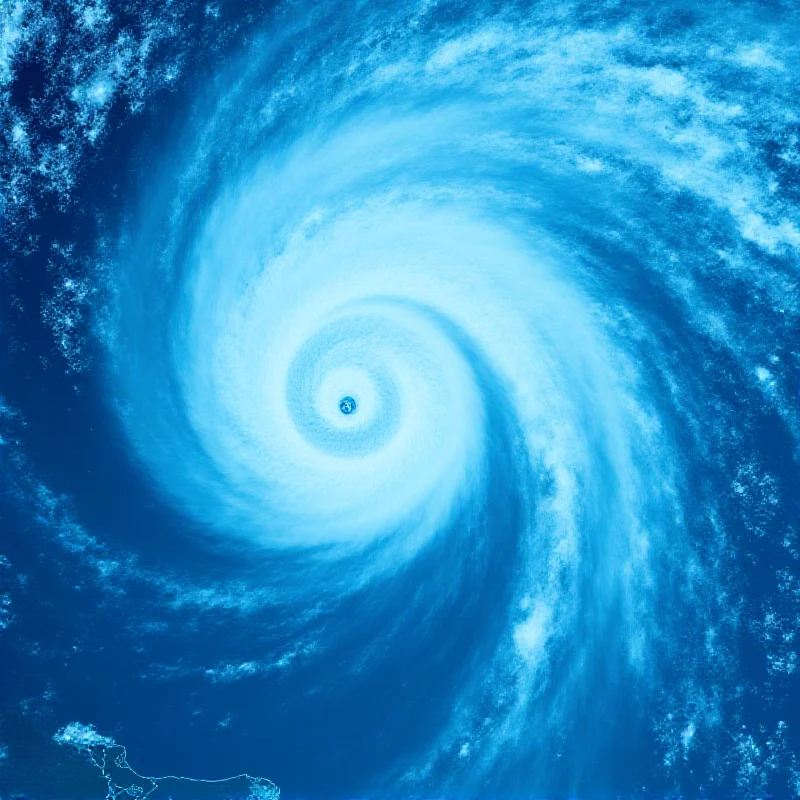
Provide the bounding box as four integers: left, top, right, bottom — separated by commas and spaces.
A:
53, 722, 280, 800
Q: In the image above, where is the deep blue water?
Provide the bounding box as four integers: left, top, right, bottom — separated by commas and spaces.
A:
1, 1, 799, 798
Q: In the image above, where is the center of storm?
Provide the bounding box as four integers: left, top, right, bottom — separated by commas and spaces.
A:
339, 395, 357, 415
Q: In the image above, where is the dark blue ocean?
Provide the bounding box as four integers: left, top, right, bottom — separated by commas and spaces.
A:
1, 1, 799, 798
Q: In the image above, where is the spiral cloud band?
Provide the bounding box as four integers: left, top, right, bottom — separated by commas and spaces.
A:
105, 0, 800, 788
111, 2, 757, 782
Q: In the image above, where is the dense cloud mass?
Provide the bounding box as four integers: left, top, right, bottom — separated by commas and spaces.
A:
1, 1, 799, 798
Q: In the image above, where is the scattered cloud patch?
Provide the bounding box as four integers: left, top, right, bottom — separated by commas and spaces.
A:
53, 721, 115, 751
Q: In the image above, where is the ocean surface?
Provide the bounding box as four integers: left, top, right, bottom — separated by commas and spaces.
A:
1, 0, 799, 798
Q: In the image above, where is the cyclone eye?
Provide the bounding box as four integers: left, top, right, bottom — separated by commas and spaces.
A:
339, 396, 357, 415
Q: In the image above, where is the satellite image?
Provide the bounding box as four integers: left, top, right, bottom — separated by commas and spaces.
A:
0, 0, 799, 798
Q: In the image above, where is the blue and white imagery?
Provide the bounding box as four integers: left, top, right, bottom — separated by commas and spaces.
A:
0, 0, 799, 798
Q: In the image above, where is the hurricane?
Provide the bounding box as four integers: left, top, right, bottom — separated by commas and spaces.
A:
1, 0, 799, 798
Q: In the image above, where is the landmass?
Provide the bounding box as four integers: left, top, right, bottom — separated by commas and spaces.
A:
52, 723, 280, 800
